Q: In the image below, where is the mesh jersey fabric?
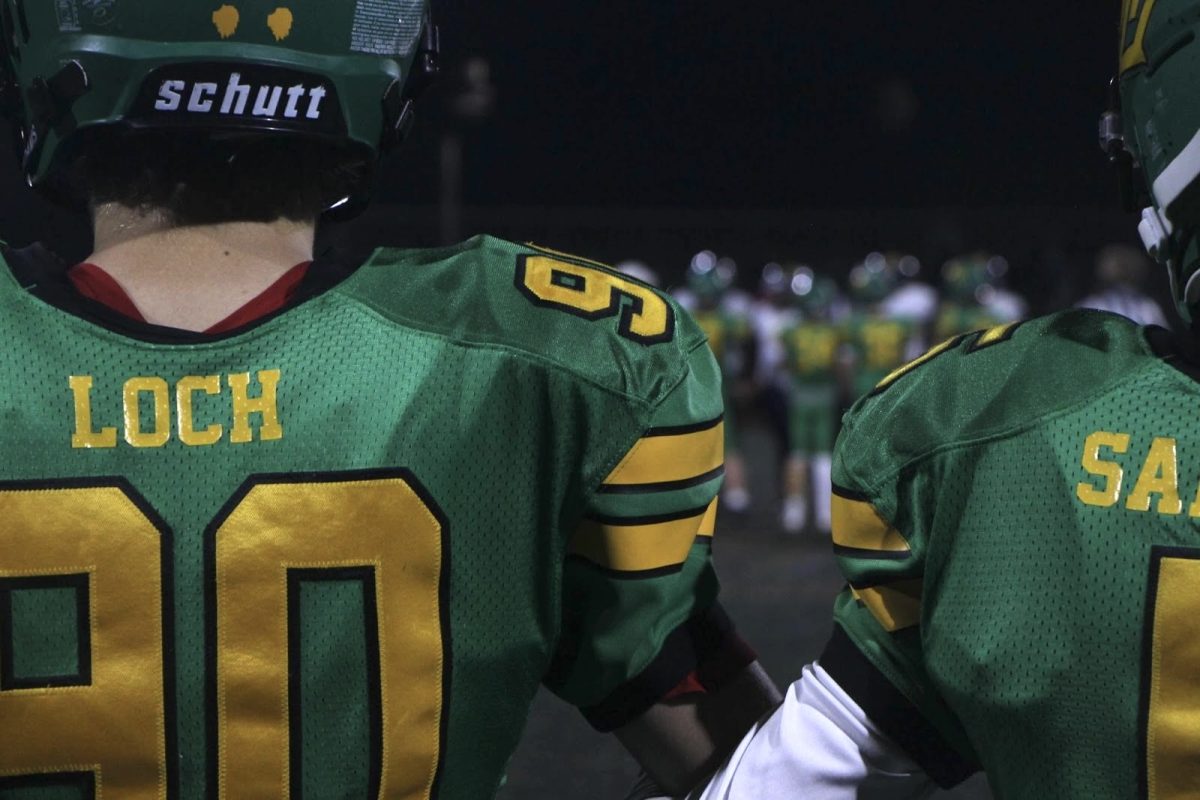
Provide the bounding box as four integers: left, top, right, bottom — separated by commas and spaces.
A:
821, 309, 1200, 798
0, 235, 742, 799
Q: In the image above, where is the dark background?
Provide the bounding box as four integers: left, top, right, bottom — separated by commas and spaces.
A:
360, 1, 1141, 317
0, 2, 1158, 319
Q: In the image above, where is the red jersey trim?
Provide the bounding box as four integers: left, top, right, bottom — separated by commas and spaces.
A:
67, 261, 312, 333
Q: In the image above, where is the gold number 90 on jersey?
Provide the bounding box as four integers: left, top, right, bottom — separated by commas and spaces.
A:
516, 254, 675, 345
0, 474, 447, 799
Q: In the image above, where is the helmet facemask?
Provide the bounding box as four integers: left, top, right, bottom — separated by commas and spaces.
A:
1112, 0, 1200, 324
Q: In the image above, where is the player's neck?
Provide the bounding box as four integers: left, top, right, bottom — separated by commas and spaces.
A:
87, 203, 316, 332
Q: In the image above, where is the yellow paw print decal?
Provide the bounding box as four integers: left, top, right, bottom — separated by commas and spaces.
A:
267, 7, 294, 41
212, 5, 294, 41
212, 4, 239, 38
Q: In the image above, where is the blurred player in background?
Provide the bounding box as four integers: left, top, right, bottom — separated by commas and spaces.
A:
617, 259, 662, 288
748, 262, 804, 516
1077, 243, 1169, 326
935, 252, 1027, 340
683, 1, 1200, 796
779, 267, 842, 535
0, 2, 780, 796
878, 253, 938, 340
678, 251, 754, 513
840, 252, 921, 403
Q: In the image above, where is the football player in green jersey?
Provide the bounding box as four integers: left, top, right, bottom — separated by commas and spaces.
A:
934, 251, 1017, 341
841, 253, 920, 401
684, 2, 1200, 798
779, 267, 841, 535
0, 2, 780, 798
681, 251, 754, 515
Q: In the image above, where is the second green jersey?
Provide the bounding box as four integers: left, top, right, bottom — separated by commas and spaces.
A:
0, 236, 740, 799
822, 310, 1200, 798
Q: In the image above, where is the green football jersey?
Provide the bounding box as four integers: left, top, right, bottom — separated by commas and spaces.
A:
690, 309, 748, 372
822, 310, 1200, 798
781, 320, 840, 386
0, 236, 740, 799
780, 320, 840, 456
690, 308, 748, 453
842, 313, 916, 400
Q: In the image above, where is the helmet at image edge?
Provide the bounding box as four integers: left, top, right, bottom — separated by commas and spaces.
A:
1111, 0, 1200, 322
0, 0, 438, 198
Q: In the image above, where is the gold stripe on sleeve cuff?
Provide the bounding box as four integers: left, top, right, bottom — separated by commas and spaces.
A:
851, 579, 922, 632
570, 498, 717, 573
603, 420, 724, 488
832, 492, 911, 555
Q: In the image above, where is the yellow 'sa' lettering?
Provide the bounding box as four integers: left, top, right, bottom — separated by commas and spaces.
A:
229, 369, 283, 444
69, 375, 118, 449
1076, 431, 1131, 507
1127, 437, 1183, 514
1120, 0, 1159, 74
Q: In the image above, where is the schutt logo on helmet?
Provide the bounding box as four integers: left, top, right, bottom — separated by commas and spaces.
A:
129, 63, 346, 136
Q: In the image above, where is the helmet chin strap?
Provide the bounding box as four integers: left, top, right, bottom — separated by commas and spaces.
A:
1138, 205, 1172, 262
1137, 204, 1198, 322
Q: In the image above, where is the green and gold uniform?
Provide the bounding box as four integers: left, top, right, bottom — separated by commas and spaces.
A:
842, 314, 916, 400
934, 301, 1005, 341
0, 237, 745, 799
821, 310, 1200, 798
780, 320, 839, 456
691, 308, 748, 454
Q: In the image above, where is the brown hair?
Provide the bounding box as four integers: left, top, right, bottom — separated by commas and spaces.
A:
67, 128, 369, 225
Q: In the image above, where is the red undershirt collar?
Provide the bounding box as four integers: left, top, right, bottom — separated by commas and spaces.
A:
68, 261, 313, 334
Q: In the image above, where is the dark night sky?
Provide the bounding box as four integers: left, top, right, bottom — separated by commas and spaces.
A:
0, 3, 1136, 311
381, 3, 1118, 210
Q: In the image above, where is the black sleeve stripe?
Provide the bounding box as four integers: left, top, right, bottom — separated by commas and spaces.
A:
833, 544, 913, 562
597, 465, 725, 495
563, 542, 712, 581
586, 503, 713, 527
831, 484, 871, 502
643, 414, 724, 438
819, 625, 980, 789
577, 603, 754, 732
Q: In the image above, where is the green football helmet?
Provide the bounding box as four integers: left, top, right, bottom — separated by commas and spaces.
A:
788, 265, 838, 318
0, 0, 438, 195
687, 250, 735, 305
847, 251, 899, 305
1108, 0, 1200, 322
941, 252, 1008, 304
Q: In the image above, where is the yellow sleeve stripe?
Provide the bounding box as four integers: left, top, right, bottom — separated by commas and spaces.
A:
570, 498, 717, 574
973, 321, 1020, 348
831, 489, 911, 556
851, 579, 923, 632
602, 417, 724, 489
